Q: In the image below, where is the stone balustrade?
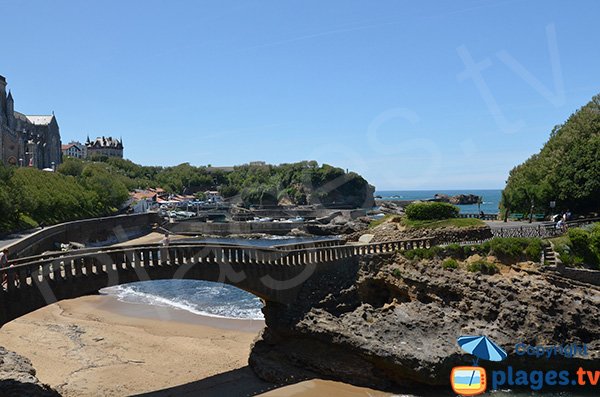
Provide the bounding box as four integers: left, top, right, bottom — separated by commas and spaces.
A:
0, 238, 431, 327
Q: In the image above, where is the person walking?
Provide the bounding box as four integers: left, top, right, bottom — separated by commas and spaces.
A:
0, 249, 9, 286
0, 249, 8, 268
160, 233, 171, 264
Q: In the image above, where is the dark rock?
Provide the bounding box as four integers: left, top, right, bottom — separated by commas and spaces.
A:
0, 347, 61, 396
249, 254, 600, 391
430, 194, 481, 205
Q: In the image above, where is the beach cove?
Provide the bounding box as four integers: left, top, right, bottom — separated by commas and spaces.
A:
0, 294, 396, 396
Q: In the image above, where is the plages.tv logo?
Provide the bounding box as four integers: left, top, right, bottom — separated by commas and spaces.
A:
451, 335, 508, 396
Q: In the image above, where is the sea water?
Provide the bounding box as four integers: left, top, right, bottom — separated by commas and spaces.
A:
101, 279, 264, 320
376, 189, 502, 215
100, 237, 337, 320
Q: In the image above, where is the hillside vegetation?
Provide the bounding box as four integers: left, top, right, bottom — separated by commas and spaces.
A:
0, 164, 128, 233
61, 158, 373, 208
502, 95, 600, 215
0, 159, 373, 234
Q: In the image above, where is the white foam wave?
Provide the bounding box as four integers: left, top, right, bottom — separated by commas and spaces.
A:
100, 285, 264, 320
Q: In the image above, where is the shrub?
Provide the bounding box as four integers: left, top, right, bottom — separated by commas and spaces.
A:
525, 240, 543, 262
467, 260, 499, 274
487, 237, 541, 262
392, 268, 402, 278
444, 244, 465, 259
405, 202, 459, 220
442, 258, 459, 270
402, 246, 442, 260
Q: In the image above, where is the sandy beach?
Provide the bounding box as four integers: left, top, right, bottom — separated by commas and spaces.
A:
0, 294, 394, 396
0, 295, 271, 396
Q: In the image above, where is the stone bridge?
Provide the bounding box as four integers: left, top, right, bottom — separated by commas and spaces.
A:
0, 238, 431, 327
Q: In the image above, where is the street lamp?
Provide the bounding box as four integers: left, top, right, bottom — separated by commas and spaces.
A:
19, 158, 23, 167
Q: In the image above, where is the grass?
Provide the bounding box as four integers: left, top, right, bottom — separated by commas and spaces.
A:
401, 217, 485, 229
368, 214, 401, 229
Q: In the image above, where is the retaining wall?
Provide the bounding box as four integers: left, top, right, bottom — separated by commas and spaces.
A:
5, 213, 160, 258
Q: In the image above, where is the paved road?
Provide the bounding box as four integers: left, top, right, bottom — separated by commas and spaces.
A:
485, 220, 554, 229
0, 229, 41, 250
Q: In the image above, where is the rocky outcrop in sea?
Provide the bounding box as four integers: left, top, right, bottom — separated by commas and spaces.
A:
249, 252, 600, 392
433, 193, 481, 205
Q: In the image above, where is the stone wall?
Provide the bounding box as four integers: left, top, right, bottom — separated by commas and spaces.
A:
545, 265, 600, 286
167, 221, 305, 236
6, 213, 160, 258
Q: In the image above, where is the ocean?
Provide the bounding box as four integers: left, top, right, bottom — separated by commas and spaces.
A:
101, 279, 264, 320
376, 189, 502, 215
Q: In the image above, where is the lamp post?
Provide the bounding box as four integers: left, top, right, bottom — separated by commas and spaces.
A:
19, 158, 23, 167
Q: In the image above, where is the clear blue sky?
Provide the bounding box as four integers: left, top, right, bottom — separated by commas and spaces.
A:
1, 0, 598, 190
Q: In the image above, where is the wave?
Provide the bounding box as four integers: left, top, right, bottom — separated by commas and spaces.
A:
101, 281, 264, 320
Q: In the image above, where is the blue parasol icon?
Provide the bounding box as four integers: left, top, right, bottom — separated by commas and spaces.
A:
457, 336, 507, 388
458, 335, 507, 364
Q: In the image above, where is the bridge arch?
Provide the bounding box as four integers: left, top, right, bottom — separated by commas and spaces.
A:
0, 239, 431, 327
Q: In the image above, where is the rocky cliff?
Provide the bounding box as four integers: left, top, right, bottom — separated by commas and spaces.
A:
249, 253, 600, 392
0, 347, 61, 396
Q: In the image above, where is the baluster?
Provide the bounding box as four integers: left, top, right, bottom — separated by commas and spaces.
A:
52, 259, 62, 281
64, 259, 74, 279
19, 267, 29, 286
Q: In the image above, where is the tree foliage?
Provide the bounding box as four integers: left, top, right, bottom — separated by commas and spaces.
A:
502, 95, 600, 215
1, 158, 374, 234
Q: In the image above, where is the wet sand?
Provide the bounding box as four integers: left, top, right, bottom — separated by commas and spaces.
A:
0, 295, 395, 396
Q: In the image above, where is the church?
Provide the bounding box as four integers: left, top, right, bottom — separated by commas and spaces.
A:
0, 75, 62, 169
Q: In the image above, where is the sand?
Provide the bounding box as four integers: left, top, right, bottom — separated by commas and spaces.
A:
0, 295, 395, 396
0, 295, 271, 396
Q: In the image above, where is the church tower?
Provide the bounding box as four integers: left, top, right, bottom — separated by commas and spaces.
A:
6, 90, 14, 129
0, 75, 6, 125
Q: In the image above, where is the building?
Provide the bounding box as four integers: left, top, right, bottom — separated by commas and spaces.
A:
0, 75, 62, 169
61, 141, 86, 159
86, 136, 123, 159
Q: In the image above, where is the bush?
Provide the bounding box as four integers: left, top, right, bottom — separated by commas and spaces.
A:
524, 240, 543, 261
402, 246, 442, 260
405, 202, 459, 220
486, 237, 542, 262
467, 260, 499, 274
443, 244, 465, 259
442, 258, 459, 270
566, 227, 599, 266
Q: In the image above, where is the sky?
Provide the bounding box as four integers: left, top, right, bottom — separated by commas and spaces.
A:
1, 0, 598, 190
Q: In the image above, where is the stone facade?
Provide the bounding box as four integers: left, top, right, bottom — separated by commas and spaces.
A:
61, 141, 86, 159
0, 75, 62, 169
85, 136, 123, 158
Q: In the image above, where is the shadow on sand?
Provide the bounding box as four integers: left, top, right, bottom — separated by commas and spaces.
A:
132, 366, 279, 397
0, 379, 61, 397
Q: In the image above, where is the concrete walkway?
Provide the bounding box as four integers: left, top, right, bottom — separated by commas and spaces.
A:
485, 220, 553, 229
0, 228, 41, 250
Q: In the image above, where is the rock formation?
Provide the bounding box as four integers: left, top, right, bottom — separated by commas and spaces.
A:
432, 194, 481, 205
249, 253, 600, 392
0, 347, 61, 396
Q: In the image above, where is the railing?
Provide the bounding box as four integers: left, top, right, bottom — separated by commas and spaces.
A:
491, 217, 600, 239
459, 213, 498, 221
0, 238, 432, 294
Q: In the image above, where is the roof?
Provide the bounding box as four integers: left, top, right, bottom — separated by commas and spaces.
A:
62, 144, 81, 151
25, 115, 54, 126
87, 136, 123, 149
